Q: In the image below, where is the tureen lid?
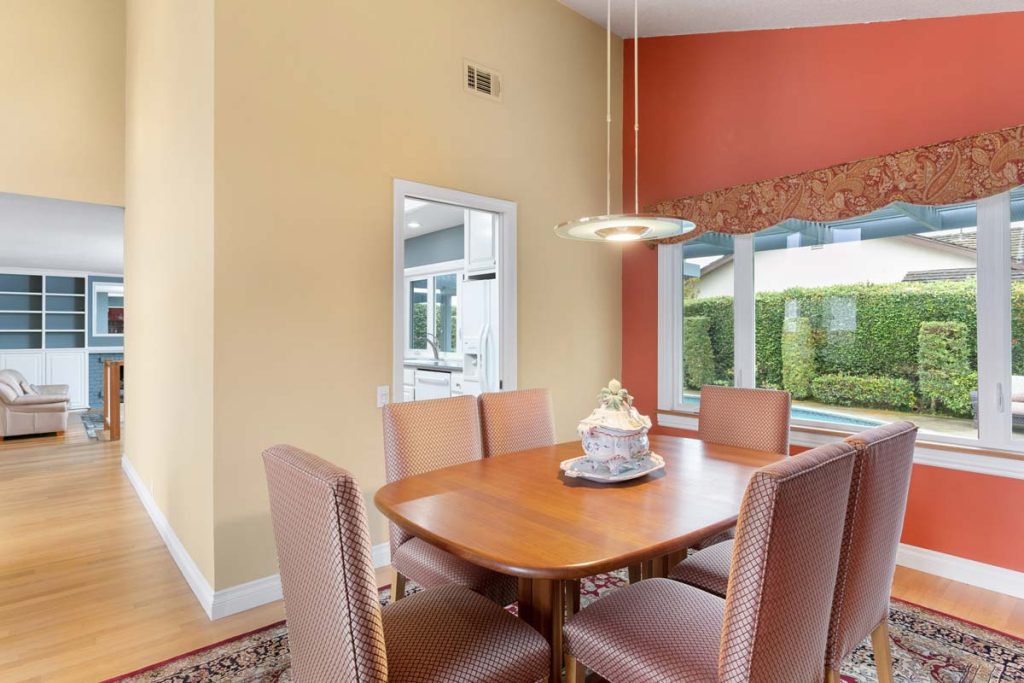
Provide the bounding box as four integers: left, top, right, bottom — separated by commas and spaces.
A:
578, 379, 652, 433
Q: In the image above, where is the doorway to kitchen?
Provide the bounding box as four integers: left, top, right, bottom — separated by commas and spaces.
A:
392, 180, 517, 403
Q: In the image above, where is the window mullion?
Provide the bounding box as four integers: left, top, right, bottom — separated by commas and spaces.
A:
733, 235, 755, 388
976, 192, 1012, 447
658, 243, 683, 411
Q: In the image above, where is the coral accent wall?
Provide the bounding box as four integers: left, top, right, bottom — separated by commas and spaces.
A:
623, 12, 1024, 572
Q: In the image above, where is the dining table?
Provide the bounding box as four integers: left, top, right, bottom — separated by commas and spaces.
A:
374, 432, 784, 682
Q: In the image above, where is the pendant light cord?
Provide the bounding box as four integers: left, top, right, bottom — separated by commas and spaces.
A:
606, 0, 611, 216
634, 0, 639, 214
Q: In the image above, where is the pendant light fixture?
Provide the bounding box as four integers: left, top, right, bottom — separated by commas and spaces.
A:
555, 0, 694, 242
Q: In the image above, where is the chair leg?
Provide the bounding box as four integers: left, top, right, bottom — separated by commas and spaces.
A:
627, 563, 642, 584
565, 655, 586, 683
824, 668, 842, 683
389, 568, 407, 601
871, 620, 895, 683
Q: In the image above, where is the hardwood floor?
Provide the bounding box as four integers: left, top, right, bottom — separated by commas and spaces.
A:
1, 416, 1022, 682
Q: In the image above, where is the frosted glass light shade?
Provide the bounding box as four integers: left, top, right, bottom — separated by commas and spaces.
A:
554, 214, 695, 242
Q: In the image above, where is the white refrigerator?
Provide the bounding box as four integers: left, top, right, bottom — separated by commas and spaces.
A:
461, 277, 499, 395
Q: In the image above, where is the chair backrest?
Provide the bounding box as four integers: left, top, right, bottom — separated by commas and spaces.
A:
698, 385, 791, 455
826, 421, 918, 666
719, 440, 856, 683
479, 388, 556, 457
263, 445, 388, 683
382, 395, 484, 552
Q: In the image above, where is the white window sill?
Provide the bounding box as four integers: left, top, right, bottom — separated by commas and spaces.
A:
656, 411, 1024, 481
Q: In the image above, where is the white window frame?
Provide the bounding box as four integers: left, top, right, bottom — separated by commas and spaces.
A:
658, 192, 1022, 457
392, 179, 518, 402
404, 260, 464, 361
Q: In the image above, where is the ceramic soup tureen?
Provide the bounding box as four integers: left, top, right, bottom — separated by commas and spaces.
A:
578, 379, 652, 474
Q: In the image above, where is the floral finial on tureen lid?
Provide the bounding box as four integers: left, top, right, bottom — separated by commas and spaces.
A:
579, 379, 652, 433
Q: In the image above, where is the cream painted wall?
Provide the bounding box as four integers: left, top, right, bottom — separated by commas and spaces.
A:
0, 0, 125, 206
125, 0, 216, 583
211, 0, 623, 588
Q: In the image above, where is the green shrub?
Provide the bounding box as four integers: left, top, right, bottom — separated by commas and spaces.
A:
683, 295, 734, 384
810, 374, 917, 412
781, 316, 815, 398
683, 316, 716, 389
918, 321, 975, 417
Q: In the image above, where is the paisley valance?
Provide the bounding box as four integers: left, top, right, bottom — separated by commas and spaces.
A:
652, 124, 1024, 244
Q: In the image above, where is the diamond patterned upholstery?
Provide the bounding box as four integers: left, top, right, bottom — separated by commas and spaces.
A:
479, 388, 556, 458
564, 578, 724, 682
827, 421, 918, 667
263, 444, 549, 683
697, 385, 791, 455
694, 385, 792, 549
668, 539, 733, 598
263, 444, 388, 682
669, 421, 918, 678
565, 440, 856, 682
391, 537, 517, 606
384, 585, 549, 683
382, 395, 516, 604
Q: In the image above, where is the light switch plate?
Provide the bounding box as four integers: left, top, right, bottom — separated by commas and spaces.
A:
376, 385, 390, 408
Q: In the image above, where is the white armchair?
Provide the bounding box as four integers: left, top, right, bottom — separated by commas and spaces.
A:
0, 369, 70, 438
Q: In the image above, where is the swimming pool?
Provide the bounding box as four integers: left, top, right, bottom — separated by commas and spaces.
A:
681, 395, 883, 428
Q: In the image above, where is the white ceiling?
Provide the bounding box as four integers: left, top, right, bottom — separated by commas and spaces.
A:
404, 198, 465, 239
558, 0, 1024, 37
0, 193, 123, 274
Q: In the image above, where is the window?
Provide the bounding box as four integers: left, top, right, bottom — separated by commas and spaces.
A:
405, 267, 460, 359
92, 282, 124, 337
660, 188, 1024, 452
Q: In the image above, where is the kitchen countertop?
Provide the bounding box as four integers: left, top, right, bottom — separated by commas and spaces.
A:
404, 359, 463, 373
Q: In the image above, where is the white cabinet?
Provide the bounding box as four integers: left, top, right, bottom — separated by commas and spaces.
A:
0, 350, 88, 409
451, 371, 464, 396
465, 210, 496, 275
0, 352, 44, 385
414, 369, 452, 400
45, 351, 88, 409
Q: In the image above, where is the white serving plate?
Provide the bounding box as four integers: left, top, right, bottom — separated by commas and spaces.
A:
559, 453, 665, 483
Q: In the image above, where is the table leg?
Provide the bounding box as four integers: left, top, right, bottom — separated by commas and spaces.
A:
518, 578, 533, 625
648, 555, 669, 579
524, 579, 567, 682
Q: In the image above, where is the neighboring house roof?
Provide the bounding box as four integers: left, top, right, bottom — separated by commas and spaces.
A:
918, 224, 1024, 262
902, 267, 1024, 283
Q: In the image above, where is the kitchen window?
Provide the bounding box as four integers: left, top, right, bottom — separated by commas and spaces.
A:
404, 262, 461, 360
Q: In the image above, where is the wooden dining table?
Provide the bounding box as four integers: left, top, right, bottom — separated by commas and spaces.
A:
374, 433, 783, 681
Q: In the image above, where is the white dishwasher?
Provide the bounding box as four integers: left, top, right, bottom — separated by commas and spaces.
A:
413, 369, 452, 400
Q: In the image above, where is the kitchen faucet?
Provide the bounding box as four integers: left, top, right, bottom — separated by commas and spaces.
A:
424, 333, 440, 360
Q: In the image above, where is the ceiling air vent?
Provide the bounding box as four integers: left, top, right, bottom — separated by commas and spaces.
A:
465, 60, 502, 101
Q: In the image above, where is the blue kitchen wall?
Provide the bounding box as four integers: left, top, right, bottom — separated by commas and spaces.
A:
404, 225, 464, 268
87, 275, 123, 348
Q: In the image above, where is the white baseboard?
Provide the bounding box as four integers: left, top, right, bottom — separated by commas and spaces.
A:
897, 543, 1024, 600
121, 455, 216, 618
121, 455, 393, 619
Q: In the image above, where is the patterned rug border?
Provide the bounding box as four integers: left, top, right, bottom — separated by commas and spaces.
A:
99, 591, 1024, 682
97, 620, 288, 683
890, 595, 1024, 643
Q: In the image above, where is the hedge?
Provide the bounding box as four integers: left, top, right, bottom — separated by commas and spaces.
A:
781, 316, 814, 398
682, 280, 1021, 386
918, 321, 974, 416
810, 374, 917, 412
683, 316, 716, 389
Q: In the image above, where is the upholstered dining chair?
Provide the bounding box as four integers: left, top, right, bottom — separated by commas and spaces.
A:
263, 444, 550, 683
562, 440, 857, 683
382, 395, 517, 605
689, 384, 792, 551
670, 421, 918, 683
479, 388, 555, 458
